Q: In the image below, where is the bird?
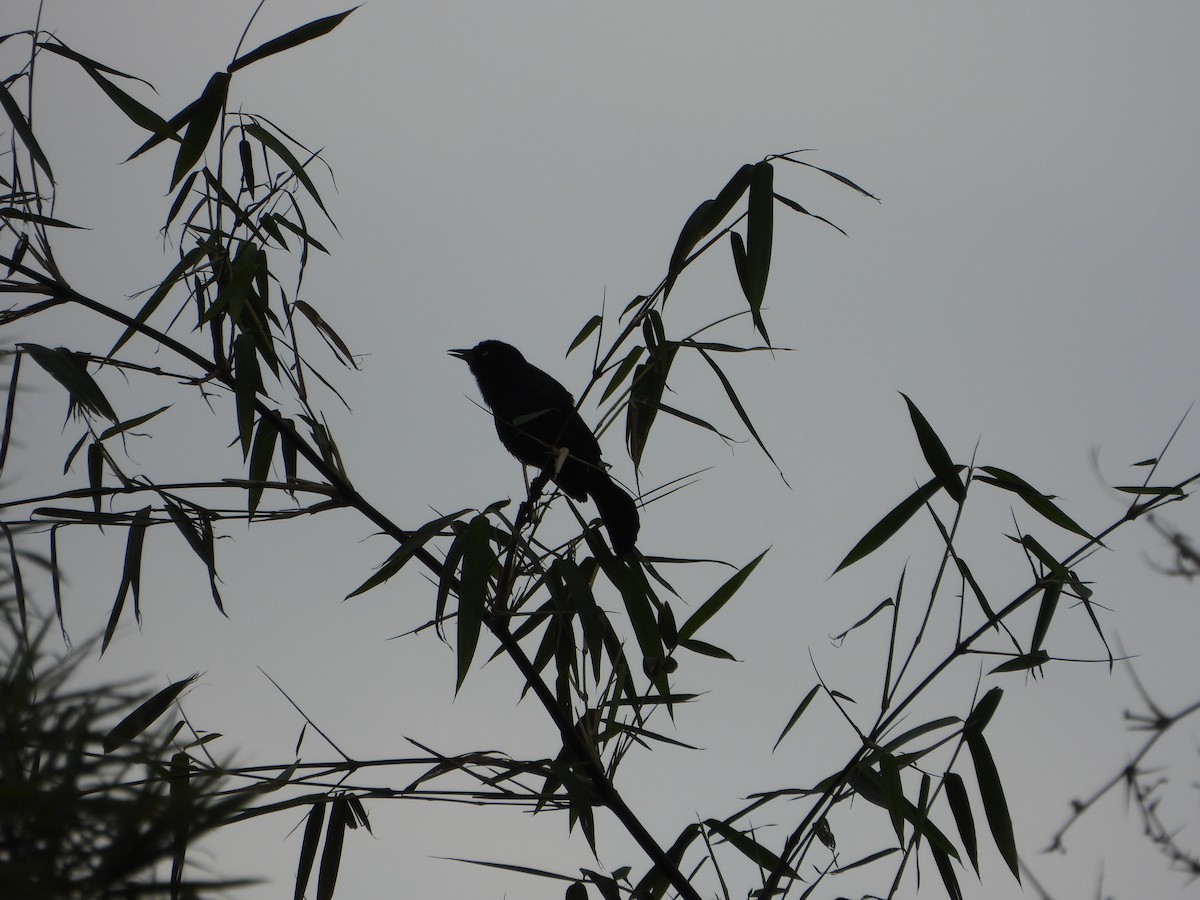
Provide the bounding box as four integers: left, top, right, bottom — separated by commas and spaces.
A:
450, 340, 640, 556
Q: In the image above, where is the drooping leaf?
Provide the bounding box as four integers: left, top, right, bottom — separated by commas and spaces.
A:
964, 686, 1003, 735
110, 246, 207, 355
293, 802, 326, 900
243, 121, 330, 215
345, 509, 469, 600
19, 343, 118, 422
966, 731, 1019, 880
103, 673, 197, 753
294, 300, 356, 368
744, 160, 774, 342
247, 413, 278, 516
943, 772, 978, 874
1030, 581, 1061, 655
315, 797, 348, 900
626, 345, 676, 467
930, 842, 964, 900
696, 346, 787, 482
0, 77, 53, 182
457, 514, 494, 690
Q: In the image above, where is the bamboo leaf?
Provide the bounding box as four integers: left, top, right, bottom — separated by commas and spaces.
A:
567, 315, 602, 355
171, 72, 230, 189
233, 332, 262, 458
943, 772, 978, 874
346, 509, 468, 599
773, 684, 820, 751
989, 650, 1051, 674
967, 731, 1019, 880
0, 77, 53, 182
744, 160, 774, 343
293, 802, 326, 900
696, 345, 787, 482
930, 842, 964, 900
228, 9, 357, 73
901, 393, 964, 503
704, 818, 798, 877
835, 475, 945, 572
315, 797, 348, 900
457, 514, 494, 691
19, 343, 118, 422
103, 673, 197, 752
110, 246, 207, 355
243, 121, 329, 214
247, 413, 278, 516
678, 549, 766, 640
664, 163, 753, 298
977, 465, 1094, 539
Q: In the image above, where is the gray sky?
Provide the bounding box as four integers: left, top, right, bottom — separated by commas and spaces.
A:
5, 2, 1200, 898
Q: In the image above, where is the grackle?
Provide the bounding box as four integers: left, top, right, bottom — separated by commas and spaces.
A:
450, 340, 640, 556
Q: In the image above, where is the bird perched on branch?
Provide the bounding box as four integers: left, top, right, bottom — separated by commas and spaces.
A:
450, 340, 640, 556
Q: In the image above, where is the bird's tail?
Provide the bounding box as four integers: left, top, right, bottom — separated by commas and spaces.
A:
589, 477, 640, 556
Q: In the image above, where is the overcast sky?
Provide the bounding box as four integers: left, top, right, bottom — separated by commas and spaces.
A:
6, 2, 1200, 898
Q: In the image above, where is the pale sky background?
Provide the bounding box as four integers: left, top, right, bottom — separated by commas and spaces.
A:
4, 2, 1200, 898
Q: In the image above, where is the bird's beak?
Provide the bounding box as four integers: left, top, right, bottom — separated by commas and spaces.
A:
448, 348, 473, 361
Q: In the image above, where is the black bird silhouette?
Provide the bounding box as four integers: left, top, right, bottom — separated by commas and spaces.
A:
450, 340, 640, 556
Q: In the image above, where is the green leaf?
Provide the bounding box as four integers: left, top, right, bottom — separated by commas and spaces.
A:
294, 300, 356, 368
0, 207, 83, 229
964, 686, 1003, 735
315, 797, 348, 900
345, 509, 469, 599
87, 442, 104, 516
773, 684, 820, 751
102, 673, 197, 753
19, 343, 118, 422
835, 474, 945, 572
243, 121, 330, 215
989, 650, 1051, 674
943, 772, 978, 874
233, 332, 262, 458
171, 72, 230, 189
294, 802, 326, 900
704, 818, 798, 877
664, 163, 753, 298
247, 413, 278, 516
110, 246, 207, 355
977, 466, 1093, 539
457, 514, 494, 691
696, 346, 787, 482
626, 345, 676, 467
879, 752, 906, 844
930, 842, 964, 900
1030, 581, 1061, 655
599, 344, 644, 403
744, 160, 774, 343
98, 405, 171, 441
38, 40, 173, 139
0, 77, 53, 182
567, 315, 602, 355
678, 549, 766, 641
966, 731, 1019, 880
228, 9, 357, 73
901, 394, 965, 503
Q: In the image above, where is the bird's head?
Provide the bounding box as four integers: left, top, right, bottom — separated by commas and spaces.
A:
449, 340, 525, 377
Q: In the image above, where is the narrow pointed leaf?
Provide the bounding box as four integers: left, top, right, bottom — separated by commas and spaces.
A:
744, 160, 774, 342
943, 772, 978, 874
233, 332, 262, 458
456, 514, 494, 690
964, 687, 1003, 735
103, 673, 197, 752
901, 394, 964, 502
315, 797, 348, 900
346, 509, 468, 599
567, 315, 602, 355
704, 819, 798, 877
966, 731, 1019, 880
110, 246, 207, 355
989, 650, 1051, 674
773, 684, 820, 751
678, 549, 766, 640
19, 343, 117, 421
171, 72, 229, 189
664, 163, 753, 297
248, 413, 278, 516
977, 466, 1093, 539
1030, 581, 1061, 655
697, 346, 787, 482
930, 843, 964, 900
835, 474, 944, 572
293, 802, 326, 900
243, 122, 329, 214
228, 9, 357, 73
0, 78, 53, 182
